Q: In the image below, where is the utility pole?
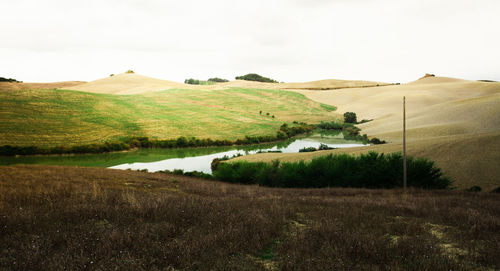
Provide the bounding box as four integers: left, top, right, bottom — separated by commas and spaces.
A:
403, 96, 407, 191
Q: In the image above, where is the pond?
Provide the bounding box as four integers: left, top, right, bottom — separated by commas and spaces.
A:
0, 131, 367, 174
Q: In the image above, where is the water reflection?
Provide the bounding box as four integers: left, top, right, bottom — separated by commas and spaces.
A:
0, 131, 367, 174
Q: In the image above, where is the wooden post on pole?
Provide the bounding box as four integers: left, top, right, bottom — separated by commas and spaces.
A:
403, 96, 407, 191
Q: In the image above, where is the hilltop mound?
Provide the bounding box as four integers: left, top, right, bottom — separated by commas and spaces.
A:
65, 73, 190, 94
408, 75, 470, 85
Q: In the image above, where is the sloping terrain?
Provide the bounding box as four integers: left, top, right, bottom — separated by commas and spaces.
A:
65, 72, 389, 94
235, 76, 500, 190
66, 73, 188, 94
0, 81, 85, 91
1, 165, 499, 270
0, 87, 336, 147
214, 79, 389, 91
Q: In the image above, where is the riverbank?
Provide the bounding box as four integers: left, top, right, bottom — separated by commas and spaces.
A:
0, 123, 315, 156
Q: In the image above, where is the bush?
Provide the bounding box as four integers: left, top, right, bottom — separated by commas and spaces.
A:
318, 143, 334, 150
207, 77, 229, 83
0, 77, 21, 83
299, 147, 317, 153
369, 138, 386, 144
344, 112, 357, 123
343, 126, 360, 137
125, 70, 134, 74
213, 152, 452, 189
317, 121, 343, 130
235, 73, 278, 83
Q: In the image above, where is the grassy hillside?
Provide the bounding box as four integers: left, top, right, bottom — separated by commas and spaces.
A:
0, 88, 337, 147
246, 77, 500, 190
1, 165, 498, 270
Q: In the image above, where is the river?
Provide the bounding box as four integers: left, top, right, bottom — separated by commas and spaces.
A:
0, 131, 367, 174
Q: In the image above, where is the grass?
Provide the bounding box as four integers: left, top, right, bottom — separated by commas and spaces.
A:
0, 88, 337, 147
0, 165, 499, 270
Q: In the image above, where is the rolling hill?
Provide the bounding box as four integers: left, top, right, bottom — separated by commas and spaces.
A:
233, 76, 500, 190
0, 87, 337, 147
64, 72, 389, 94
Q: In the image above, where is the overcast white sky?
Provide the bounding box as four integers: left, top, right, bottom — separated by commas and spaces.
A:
1, 0, 499, 83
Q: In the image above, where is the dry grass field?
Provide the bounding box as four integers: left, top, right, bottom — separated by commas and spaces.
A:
65, 73, 388, 94
0, 81, 85, 91
1, 165, 499, 270
236, 76, 500, 191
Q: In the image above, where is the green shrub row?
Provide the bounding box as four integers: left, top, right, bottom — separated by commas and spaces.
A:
0, 77, 22, 83
235, 73, 278, 83
0, 142, 130, 156
184, 78, 215, 85
207, 77, 229, 83
0, 123, 314, 156
213, 152, 452, 189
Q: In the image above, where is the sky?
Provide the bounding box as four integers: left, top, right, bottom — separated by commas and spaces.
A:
1, 0, 499, 83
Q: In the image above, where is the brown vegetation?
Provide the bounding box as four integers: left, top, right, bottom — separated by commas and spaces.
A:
1, 165, 498, 270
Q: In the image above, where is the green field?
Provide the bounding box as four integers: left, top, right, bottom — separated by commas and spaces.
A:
0, 88, 337, 147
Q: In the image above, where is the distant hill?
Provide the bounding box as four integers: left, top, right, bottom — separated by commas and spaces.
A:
60, 72, 391, 94
65, 73, 189, 94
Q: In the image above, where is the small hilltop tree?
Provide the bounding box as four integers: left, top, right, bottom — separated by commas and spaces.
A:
344, 112, 357, 123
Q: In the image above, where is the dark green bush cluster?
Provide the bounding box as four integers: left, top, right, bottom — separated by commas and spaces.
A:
213, 152, 452, 189
184, 78, 214, 85
0, 77, 21, 83
369, 137, 386, 144
158, 169, 213, 179
207, 77, 229, 83
0, 142, 129, 156
235, 73, 278, 83
278, 123, 314, 139
316, 121, 361, 136
317, 121, 344, 130
299, 147, 317, 153
343, 112, 357, 123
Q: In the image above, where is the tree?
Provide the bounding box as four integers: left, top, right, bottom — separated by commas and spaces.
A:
235, 73, 278, 83
207, 77, 229, 83
344, 112, 357, 123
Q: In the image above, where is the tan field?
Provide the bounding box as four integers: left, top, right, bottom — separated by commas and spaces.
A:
0, 81, 85, 91
234, 76, 500, 190
66, 73, 189, 94
65, 72, 389, 94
